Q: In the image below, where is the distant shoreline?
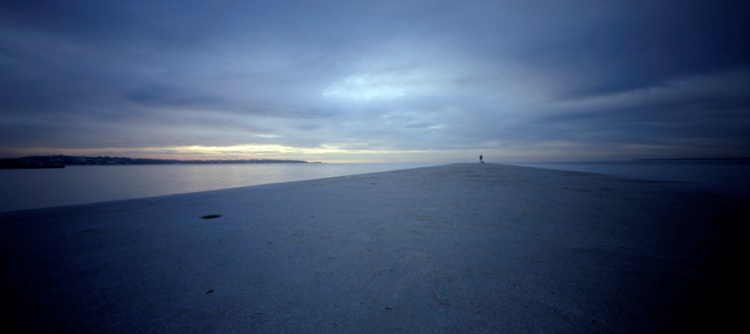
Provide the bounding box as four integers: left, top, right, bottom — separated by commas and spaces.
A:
0, 155, 309, 168
0, 164, 65, 170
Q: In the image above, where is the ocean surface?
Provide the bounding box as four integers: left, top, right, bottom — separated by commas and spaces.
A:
507, 159, 750, 197
0, 163, 436, 213
1, 160, 748, 213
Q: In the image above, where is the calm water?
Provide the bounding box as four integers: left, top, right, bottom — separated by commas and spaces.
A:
0, 163, 436, 212
2, 160, 748, 213
508, 160, 750, 196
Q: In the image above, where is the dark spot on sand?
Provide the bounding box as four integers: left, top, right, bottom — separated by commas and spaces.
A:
385, 306, 393, 310
201, 214, 222, 219
76, 228, 100, 235
206, 289, 214, 294
432, 291, 449, 305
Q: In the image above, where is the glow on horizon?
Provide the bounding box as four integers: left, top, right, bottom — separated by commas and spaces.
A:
0, 144, 462, 163
1, 138, 719, 164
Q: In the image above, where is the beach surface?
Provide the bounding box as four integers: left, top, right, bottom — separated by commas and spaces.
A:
1, 163, 747, 333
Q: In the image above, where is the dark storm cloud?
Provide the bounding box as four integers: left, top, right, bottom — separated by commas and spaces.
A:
1, 0, 748, 161
527, 1, 750, 100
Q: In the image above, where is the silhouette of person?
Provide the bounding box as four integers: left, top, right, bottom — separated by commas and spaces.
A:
479, 155, 483, 163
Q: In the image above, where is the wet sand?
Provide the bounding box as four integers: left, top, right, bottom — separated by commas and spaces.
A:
1, 163, 747, 332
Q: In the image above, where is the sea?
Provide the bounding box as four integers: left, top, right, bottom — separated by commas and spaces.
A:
1, 160, 748, 213
507, 159, 750, 197
0, 163, 437, 213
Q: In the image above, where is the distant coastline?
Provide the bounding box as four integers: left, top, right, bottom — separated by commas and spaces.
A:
0, 155, 308, 169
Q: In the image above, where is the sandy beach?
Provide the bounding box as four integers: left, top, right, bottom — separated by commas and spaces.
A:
1, 163, 747, 333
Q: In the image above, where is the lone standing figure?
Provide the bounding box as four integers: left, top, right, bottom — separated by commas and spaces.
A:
479, 155, 484, 163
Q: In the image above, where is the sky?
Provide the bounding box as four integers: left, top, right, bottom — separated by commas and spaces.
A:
1, 0, 748, 163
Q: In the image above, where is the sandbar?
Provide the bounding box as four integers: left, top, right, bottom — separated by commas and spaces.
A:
1, 164, 747, 332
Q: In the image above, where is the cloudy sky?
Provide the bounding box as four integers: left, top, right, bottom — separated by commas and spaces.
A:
1, 0, 748, 162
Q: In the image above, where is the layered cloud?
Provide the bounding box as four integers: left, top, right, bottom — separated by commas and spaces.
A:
1, 0, 748, 162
